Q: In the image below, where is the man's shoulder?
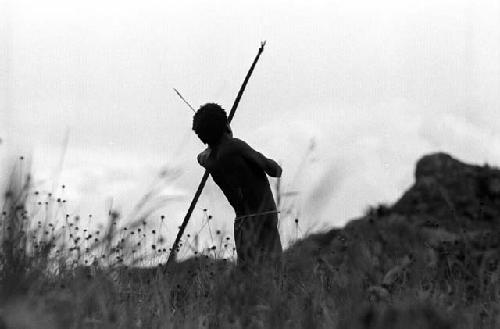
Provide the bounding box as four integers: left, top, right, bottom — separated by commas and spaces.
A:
227, 137, 249, 149
197, 148, 212, 168
213, 138, 248, 159
227, 138, 256, 155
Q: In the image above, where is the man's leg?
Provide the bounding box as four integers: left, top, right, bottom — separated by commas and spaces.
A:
234, 213, 282, 270
234, 217, 257, 270
258, 213, 282, 262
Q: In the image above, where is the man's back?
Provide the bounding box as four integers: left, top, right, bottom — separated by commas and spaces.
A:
200, 137, 277, 217
192, 103, 282, 267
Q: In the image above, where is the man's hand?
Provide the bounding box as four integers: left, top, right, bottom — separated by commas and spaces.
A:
197, 147, 211, 168
274, 163, 283, 178
266, 159, 282, 178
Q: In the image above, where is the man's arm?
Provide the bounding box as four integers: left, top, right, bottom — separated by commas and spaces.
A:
234, 139, 282, 177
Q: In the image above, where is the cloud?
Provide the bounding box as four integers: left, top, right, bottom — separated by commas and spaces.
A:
420, 113, 500, 165
5, 0, 500, 251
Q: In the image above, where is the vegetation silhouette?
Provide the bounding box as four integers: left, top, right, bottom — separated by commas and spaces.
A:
1, 152, 500, 328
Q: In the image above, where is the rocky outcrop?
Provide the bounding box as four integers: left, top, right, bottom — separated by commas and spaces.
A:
283, 152, 500, 304
392, 152, 500, 231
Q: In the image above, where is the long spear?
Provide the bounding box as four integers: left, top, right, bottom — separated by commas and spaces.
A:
164, 41, 267, 271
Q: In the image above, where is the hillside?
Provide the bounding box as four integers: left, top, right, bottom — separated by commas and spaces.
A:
2, 152, 500, 329
281, 152, 500, 327
289, 151, 500, 250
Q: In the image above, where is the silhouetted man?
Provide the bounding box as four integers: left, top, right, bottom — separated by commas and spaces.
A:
192, 103, 283, 268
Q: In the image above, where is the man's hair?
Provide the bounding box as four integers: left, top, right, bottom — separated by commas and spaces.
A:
192, 103, 229, 146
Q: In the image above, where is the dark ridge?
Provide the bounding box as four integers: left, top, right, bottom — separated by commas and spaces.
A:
283, 152, 500, 287
392, 152, 500, 231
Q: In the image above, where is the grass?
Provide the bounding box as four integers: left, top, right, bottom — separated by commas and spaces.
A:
1, 159, 499, 329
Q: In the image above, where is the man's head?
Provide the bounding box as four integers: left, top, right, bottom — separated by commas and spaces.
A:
192, 103, 230, 147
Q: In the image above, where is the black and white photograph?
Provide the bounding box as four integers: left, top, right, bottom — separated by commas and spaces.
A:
1, 0, 500, 328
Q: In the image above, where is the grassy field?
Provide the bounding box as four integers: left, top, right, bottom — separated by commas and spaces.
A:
1, 155, 500, 329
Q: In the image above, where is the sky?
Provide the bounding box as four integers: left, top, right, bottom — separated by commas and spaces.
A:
1, 0, 500, 250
